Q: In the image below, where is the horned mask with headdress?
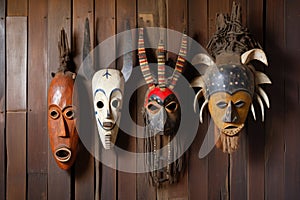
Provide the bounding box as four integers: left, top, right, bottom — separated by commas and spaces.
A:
138, 28, 187, 186
192, 2, 271, 154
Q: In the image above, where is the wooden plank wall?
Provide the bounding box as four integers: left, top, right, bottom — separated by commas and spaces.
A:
0, 0, 300, 199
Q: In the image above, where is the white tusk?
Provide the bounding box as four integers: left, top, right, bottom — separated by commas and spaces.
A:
192, 53, 214, 67
191, 76, 205, 88
199, 99, 208, 123
251, 103, 256, 121
256, 95, 265, 122
194, 89, 204, 112
241, 48, 268, 66
255, 71, 272, 85
257, 86, 270, 108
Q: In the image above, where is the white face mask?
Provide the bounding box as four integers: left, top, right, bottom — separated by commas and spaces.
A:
92, 69, 125, 149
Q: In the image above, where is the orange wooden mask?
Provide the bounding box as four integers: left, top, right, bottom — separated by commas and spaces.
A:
48, 71, 78, 170
47, 29, 78, 170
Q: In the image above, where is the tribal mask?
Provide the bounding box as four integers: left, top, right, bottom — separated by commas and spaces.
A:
138, 28, 187, 185
90, 20, 133, 150
48, 29, 78, 170
92, 69, 124, 149
192, 2, 271, 153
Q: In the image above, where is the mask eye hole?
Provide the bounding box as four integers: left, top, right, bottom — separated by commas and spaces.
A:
65, 110, 74, 119
147, 103, 160, 114
50, 109, 59, 119
97, 101, 104, 109
165, 101, 178, 113
216, 101, 228, 109
111, 99, 120, 108
234, 100, 245, 108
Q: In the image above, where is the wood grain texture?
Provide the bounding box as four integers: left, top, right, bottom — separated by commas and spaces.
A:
208, 0, 230, 38
95, 1, 117, 199
283, 1, 300, 198
136, 1, 158, 199
27, 174, 47, 200
187, 1, 209, 199
246, 1, 265, 199
264, 0, 285, 199
247, 0, 264, 45
230, 131, 247, 200
166, 1, 189, 199
0, 0, 5, 198
7, 0, 27, 16
27, 0, 48, 199
188, 0, 208, 46
6, 112, 26, 200
73, 0, 95, 199
116, 0, 137, 199
6, 17, 27, 111
47, 0, 72, 199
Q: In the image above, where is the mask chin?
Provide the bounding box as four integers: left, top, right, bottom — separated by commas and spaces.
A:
99, 129, 118, 150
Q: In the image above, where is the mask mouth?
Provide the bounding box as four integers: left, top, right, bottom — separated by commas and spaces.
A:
103, 121, 114, 129
222, 124, 244, 136
55, 147, 71, 162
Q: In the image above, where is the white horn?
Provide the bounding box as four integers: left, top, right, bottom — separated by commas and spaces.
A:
251, 103, 256, 121
256, 95, 265, 122
192, 53, 214, 67
257, 86, 270, 108
241, 48, 268, 66
191, 76, 205, 88
256, 71, 272, 85
199, 99, 208, 123
194, 89, 204, 112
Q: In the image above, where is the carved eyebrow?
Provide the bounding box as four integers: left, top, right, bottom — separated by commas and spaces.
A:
94, 88, 106, 97
109, 88, 123, 99
61, 105, 74, 112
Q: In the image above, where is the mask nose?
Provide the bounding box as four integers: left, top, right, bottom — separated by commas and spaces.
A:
106, 109, 111, 119
149, 108, 166, 133
57, 117, 69, 137
222, 101, 239, 123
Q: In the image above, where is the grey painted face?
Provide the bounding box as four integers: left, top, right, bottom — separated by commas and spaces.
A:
92, 69, 124, 149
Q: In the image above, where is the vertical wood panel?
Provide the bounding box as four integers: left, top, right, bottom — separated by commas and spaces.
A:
165, 1, 189, 199
6, 112, 26, 200
230, 131, 247, 200
208, 0, 230, 38
47, 1, 72, 199
27, 0, 48, 199
246, 1, 265, 199
247, 0, 264, 45
95, 1, 117, 199
188, 0, 208, 45
6, 17, 27, 111
0, 0, 5, 198
116, 0, 137, 199
73, 0, 95, 199
137, 1, 158, 199
284, 1, 300, 198
264, 0, 285, 199
188, 0, 209, 198
7, 0, 28, 16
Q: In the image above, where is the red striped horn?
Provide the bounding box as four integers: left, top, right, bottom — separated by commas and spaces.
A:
138, 28, 155, 90
168, 33, 187, 90
157, 39, 166, 90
